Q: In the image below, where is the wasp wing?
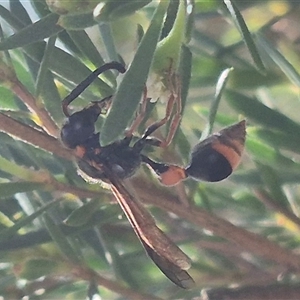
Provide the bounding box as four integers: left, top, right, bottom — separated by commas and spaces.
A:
141, 241, 195, 289
105, 168, 194, 289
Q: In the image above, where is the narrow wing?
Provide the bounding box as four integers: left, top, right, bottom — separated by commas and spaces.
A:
141, 240, 195, 289
103, 166, 195, 288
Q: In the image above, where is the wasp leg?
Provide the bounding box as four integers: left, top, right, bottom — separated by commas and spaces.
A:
163, 74, 182, 147
125, 86, 150, 137
141, 155, 187, 186
141, 74, 182, 148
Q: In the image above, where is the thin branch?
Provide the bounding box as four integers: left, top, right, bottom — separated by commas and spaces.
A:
0, 112, 70, 160
11, 78, 59, 137
202, 283, 300, 300
131, 177, 300, 271
74, 266, 162, 300
50, 178, 109, 200
2, 113, 300, 276
254, 188, 300, 229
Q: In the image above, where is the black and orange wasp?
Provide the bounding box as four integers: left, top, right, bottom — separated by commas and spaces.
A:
60, 61, 246, 289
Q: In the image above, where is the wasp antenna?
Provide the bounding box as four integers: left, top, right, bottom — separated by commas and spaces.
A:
62, 61, 126, 117
185, 120, 246, 182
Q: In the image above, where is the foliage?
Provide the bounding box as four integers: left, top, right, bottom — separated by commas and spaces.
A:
0, 0, 300, 299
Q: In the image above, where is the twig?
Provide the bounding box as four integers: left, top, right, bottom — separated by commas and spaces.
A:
74, 266, 163, 300
11, 78, 59, 136
202, 283, 300, 300
131, 177, 300, 271
0, 112, 70, 160
254, 188, 300, 229
2, 113, 300, 278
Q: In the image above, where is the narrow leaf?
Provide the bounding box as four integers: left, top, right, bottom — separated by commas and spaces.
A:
0, 182, 43, 199
0, 4, 26, 31
20, 258, 58, 280
246, 137, 299, 170
256, 33, 300, 88
231, 170, 300, 185
26, 43, 113, 96
202, 67, 233, 139
98, 23, 119, 63
64, 199, 100, 227
43, 213, 81, 263
257, 163, 290, 208
35, 35, 57, 98
94, 0, 152, 23
67, 30, 105, 70
9, 0, 32, 26
253, 128, 300, 154
100, 0, 171, 145
59, 12, 97, 30
223, 0, 265, 73
226, 90, 300, 135
0, 13, 62, 50
0, 198, 59, 241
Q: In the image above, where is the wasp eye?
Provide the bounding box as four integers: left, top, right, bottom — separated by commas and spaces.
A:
60, 106, 100, 149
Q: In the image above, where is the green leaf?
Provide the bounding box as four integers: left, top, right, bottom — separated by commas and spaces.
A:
59, 11, 97, 29
20, 258, 59, 280
40, 71, 65, 124
202, 67, 233, 139
94, 0, 152, 23
0, 4, 26, 31
35, 35, 57, 98
28, 43, 113, 96
0, 13, 63, 50
223, 0, 265, 73
10, 0, 32, 26
228, 69, 282, 89
179, 45, 192, 111
226, 90, 300, 135
0, 182, 43, 198
67, 30, 105, 70
46, 0, 97, 15
0, 156, 41, 180
98, 22, 119, 62
252, 128, 300, 154
152, 0, 186, 74
100, 0, 170, 145
246, 136, 299, 169
0, 7, 112, 95
231, 170, 300, 185
256, 33, 300, 87
0, 210, 14, 228
109, 245, 140, 288
64, 199, 100, 227
30, 1, 51, 18
43, 213, 81, 263
256, 163, 290, 208
0, 86, 17, 110
0, 198, 60, 241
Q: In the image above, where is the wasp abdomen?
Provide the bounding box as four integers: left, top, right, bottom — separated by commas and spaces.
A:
185, 120, 246, 182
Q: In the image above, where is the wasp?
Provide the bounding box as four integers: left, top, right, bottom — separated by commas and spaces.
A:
60, 61, 246, 289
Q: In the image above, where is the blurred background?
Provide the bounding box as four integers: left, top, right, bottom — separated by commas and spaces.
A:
1, 0, 300, 299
